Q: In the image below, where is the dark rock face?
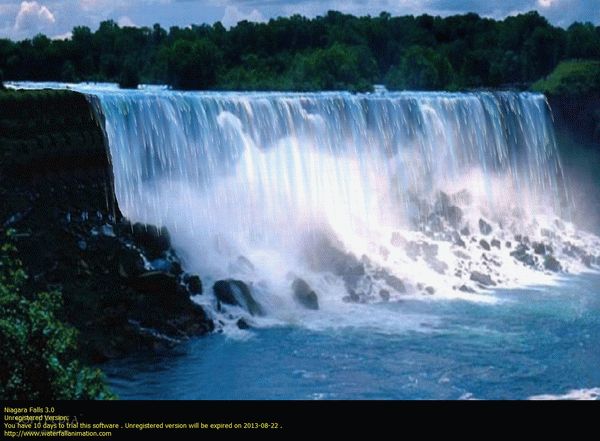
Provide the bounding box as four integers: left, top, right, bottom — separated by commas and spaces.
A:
213, 279, 264, 316
470, 271, 496, 286
510, 244, 536, 267
291, 278, 319, 310
491, 239, 501, 249
459, 284, 476, 293
379, 289, 390, 302
304, 234, 365, 290
479, 219, 492, 235
544, 255, 562, 272
186, 275, 203, 295
132, 223, 171, 259
479, 239, 491, 251
0, 90, 213, 362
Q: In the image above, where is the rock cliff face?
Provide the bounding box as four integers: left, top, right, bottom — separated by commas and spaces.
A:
0, 90, 213, 362
548, 94, 600, 146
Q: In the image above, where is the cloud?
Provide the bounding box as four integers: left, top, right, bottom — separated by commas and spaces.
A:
14, 1, 55, 32
118, 15, 137, 27
221, 4, 265, 27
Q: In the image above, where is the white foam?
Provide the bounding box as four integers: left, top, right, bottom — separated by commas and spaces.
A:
528, 387, 600, 400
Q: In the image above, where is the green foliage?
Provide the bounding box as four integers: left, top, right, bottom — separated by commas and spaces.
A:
289, 44, 377, 92
532, 60, 600, 96
386, 46, 454, 90
119, 58, 140, 89
165, 39, 221, 90
0, 230, 114, 400
0, 11, 599, 92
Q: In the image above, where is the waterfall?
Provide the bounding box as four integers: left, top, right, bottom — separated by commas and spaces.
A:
12, 81, 596, 327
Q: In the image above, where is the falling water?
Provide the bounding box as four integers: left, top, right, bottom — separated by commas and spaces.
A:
12, 82, 598, 327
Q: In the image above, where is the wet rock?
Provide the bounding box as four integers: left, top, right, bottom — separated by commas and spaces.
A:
422, 243, 438, 259
444, 206, 463, 228
213, 279, 264, 316
237, 318, 250, 330
292, 278, 319, 310
454, 250, 470, 260
118, 247, 145, 278
379, 289, 390, 302
532, 242, 547, 255
460, 226, 470, 236
459, 284, 476, 293
376, 271, 406, 293
427, 257, 448, 274
132, 223, 171, 258
543, 255, 562, 272
479, 239, 491, 251
479, 219, 492, 235
505, 241, 512, 248
491, 239, 501, 249
305, 235, 364, 289
186, 275, 202, 295
452, 232, 466, 248
342, 290, 360, 303
470, 271, 496, 286
436, 193, 463, 227
131, 271, 179, 295
425, 286, 435, 295
78, 239, 87, 251
510, 244, 536, 267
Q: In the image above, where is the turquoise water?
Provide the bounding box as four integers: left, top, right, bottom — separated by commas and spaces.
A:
104, 273, 600, 400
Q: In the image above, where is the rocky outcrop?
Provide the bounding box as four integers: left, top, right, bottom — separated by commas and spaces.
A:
292, 278, 319, 310
213, 279, 264, 316
548, 94, 600, 146
0, 90, 213, 362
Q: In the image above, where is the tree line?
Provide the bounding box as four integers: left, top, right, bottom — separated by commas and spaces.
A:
0, 10, 599, 92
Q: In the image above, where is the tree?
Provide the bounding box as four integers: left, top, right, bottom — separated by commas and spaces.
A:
0, 231, 114, 400
386, 46, 454, 90
166, 39, 221, 90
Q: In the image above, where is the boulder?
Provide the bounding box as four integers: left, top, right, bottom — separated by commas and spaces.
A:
479, 219, 492, 235
544, 255, 562, 272
213, 279, 264, 316
132, 222, 171, 258
118, 247, 145, 278
532, 242, 547, 255
292, 278, 319, 310
470, 271, 496, 286
379, 289, 390, 302
236, 318, 250, 330
186, 275, 202, 295
131, 271, 179, 295
510, 244, 536, 267
479, 239, 491, 251
491, 239, 501, 249
459, 284, 476, 293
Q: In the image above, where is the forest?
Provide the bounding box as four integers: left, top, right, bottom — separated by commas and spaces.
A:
0, 10, 599, 93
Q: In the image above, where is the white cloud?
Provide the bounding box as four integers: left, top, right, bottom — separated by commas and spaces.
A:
118, 15, 137, 27
14, 1, 56, 32
537, 0, 556, 7
221, 5, 265, 28
52, 30, 72, 40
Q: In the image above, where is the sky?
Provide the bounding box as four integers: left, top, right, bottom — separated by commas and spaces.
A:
0, 0, 598, 40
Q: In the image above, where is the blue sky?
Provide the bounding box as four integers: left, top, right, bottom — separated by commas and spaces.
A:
0, 0, 598, 40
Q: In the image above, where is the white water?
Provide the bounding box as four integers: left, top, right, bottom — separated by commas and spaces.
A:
9, 82, 600, 331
